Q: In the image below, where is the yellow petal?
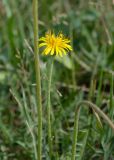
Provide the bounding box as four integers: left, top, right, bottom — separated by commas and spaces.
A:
39, 43, 47, 48
58, 49, 63, 57
50, 47, 55, 55
56, 47, 59, 55
64, 44, 72, 50
60, 48, 67, 55
43, 47, 51, 55
39, 37, 46, 42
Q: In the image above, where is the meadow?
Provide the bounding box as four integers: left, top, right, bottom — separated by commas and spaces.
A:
0, 0, 114, 159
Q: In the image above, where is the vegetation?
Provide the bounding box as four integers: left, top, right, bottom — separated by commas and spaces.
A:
0, 0, 114, 159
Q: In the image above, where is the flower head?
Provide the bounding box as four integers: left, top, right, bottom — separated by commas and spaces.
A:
39, 31, 72, 57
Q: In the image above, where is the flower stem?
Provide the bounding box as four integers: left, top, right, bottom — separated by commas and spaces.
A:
47, 58, 54, 158
71, 106, 79, 160
33, 0, 42, 160
71, 100, 114, 160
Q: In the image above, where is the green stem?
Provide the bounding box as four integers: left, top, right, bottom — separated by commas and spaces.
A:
33, 0, 42, 160
71, 100, 114, 160
72, 106, 80, 160
47, 58, 54, 158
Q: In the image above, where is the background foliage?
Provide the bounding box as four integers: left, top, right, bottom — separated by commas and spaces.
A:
0, 0, 114, 159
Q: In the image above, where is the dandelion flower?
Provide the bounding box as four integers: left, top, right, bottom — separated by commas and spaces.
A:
39, 31, 72, 57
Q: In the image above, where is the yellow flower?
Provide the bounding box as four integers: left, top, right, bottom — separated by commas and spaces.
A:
39, 31, 72, 57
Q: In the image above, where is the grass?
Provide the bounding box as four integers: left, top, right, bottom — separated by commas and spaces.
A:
33, 0, 42, 159
1, 0, 114, 159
